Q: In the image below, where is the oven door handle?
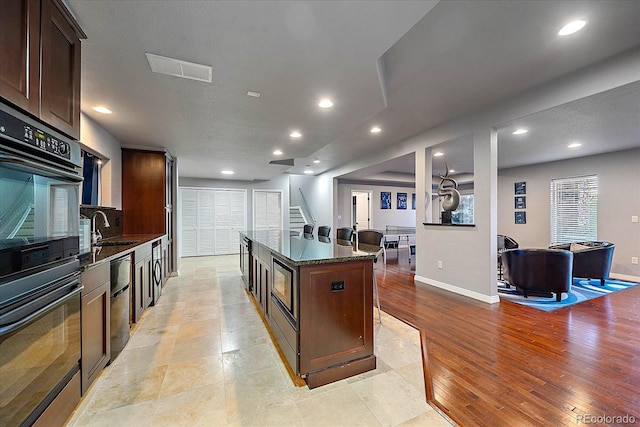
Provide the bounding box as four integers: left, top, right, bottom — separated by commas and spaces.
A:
0, 153, 83, 182
0, 284, 83, 336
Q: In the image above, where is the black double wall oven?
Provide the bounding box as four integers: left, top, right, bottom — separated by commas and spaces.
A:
0, 102, 83, 427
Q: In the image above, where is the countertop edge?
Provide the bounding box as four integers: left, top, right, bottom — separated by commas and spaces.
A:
80, 234, 166, 270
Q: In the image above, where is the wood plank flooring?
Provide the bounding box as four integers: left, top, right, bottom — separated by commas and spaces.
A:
377, 251, 640, 426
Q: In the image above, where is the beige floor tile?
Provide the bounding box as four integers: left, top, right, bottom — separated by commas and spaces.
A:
70, 400, 156, 427
170, 334, 222, 363
395, 361, 427, 397
175, 318, 221, 342
397, 408, 455, 427
296, 385, 382, 427
152, 384, 227, 427
84, 365, 167, 413
221, 343, 280, 381
108, 342, 174, 376
351, 370, 431, 426
125, 324, 180, 350
181, 304, 221, 323
225, 366, 294, 412
227, 401, 304, 427
160, 354, 225, 397
220, 323, 270, 352
375, 335, 423, 371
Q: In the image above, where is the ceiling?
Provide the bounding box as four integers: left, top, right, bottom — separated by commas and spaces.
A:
67, 0, 640, 182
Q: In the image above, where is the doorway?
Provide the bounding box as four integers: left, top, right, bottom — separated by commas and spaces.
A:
253, 190, 283, 230
351, 191, 372, 230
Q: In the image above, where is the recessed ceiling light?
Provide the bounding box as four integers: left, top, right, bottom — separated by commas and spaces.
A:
247, 91, 261, 98
290, 131, 302, 138
92, 106, 112, 114
370, 126, 381, 134
313, 159, 320, 164
512, 129, 528, 135
433, 152, 444, 157
568, 142, 582, 148
558, 20, 587, 36
449, 169, 455, 173
304, 169, 314, 174
221, 170, 234, 175
273, 150, 283, 155
318, 99, 334, 109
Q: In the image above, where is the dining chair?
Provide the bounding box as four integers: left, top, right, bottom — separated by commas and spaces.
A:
357, 230, 383, 323
318, 226, 331, 237
303, 224, 314, 234
336, 227, 354, 242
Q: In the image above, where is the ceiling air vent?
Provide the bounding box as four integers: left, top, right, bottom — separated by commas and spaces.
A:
145, 53, 212, 83
270, 159, 295, 166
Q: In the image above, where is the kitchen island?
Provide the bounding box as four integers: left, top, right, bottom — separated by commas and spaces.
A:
240, 230, 379, 388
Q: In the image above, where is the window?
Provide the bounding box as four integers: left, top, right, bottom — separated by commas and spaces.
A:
452, 194, 474, 224
80, 150, 101, 205
550, 175, 598, 244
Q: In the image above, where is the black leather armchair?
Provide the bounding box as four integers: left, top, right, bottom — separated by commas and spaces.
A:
548, 241, 614, 286
502, 248, 573, 301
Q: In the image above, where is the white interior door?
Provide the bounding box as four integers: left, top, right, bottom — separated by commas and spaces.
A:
214, 189, 247, 255
253, 190, 282, 230
197, 190, 215, 255
353, 191, 371, 230
181, 189, 198, 257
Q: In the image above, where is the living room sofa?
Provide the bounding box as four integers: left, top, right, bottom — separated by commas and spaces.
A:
502, 248, 574, 302
548, 241, 615, 286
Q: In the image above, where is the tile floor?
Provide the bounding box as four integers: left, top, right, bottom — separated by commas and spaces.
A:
66, 255, 453, 427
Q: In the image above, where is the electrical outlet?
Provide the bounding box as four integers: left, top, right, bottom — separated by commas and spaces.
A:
632, 257, 639, 265
438, 260, 443, 269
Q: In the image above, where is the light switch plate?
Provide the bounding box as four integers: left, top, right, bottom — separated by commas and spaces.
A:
632, 257, 639, 265
632, 215, 639, 223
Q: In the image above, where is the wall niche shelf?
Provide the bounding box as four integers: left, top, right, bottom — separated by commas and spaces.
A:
422, 223, 475, 227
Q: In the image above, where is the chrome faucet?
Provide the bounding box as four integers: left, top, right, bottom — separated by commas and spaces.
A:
91, 210, 111, 245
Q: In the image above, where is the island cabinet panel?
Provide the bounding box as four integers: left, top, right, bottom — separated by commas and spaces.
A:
299, 260, 374, 384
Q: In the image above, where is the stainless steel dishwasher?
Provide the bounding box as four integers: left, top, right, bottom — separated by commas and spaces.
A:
110, 255, 131, 362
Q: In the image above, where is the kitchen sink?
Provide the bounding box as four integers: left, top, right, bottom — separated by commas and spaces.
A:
95, 240, 139, 246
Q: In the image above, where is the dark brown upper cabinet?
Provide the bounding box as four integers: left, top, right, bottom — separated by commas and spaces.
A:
122, 149, 167, 235
0, 0, 85, 139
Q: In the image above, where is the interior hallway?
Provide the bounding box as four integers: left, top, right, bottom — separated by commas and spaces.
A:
66, 255, 452, 427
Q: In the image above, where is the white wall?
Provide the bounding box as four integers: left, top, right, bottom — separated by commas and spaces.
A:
290, 174, 333, 228
498, 148, 640, 280
79, 113, 122, 208
336, 182, 416, 230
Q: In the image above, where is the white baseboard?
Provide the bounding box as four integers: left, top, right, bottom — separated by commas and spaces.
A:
414, 275, 500, 304
610, 272, 640, 283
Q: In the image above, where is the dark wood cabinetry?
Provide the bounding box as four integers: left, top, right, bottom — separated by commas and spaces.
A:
80, 262, 110, 394
0, 0, 85, 139
122, 149, 166, 234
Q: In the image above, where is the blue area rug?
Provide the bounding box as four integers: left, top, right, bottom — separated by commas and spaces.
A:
498, 278, 639, 311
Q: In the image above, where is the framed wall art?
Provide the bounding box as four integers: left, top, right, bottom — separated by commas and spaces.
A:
514, 196, 526, 209
515, 211, 526, 224
397, 192, 407, 210
412, 193, 416, 210
381, 191, 391, 209
515, 181, 526, 195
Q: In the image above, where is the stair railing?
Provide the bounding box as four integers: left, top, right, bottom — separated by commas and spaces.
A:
298, 188, 316, 226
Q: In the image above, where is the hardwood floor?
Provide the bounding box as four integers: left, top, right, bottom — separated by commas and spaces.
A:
377, 250, 640, 426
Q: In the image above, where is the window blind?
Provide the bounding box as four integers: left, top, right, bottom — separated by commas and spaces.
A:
550, 175, 598, 244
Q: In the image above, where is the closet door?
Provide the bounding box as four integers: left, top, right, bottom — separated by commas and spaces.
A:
197, 190, 215, 256
214, 190, 246, 255
181, 189, 198, 257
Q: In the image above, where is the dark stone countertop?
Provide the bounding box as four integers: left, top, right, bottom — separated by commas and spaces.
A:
241, 229, 379, 266
79, 234, 165, 270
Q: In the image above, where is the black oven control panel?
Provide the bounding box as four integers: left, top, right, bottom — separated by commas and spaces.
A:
0, 109, 72, 161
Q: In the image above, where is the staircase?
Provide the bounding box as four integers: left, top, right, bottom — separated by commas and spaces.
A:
289, 206, 306, 232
